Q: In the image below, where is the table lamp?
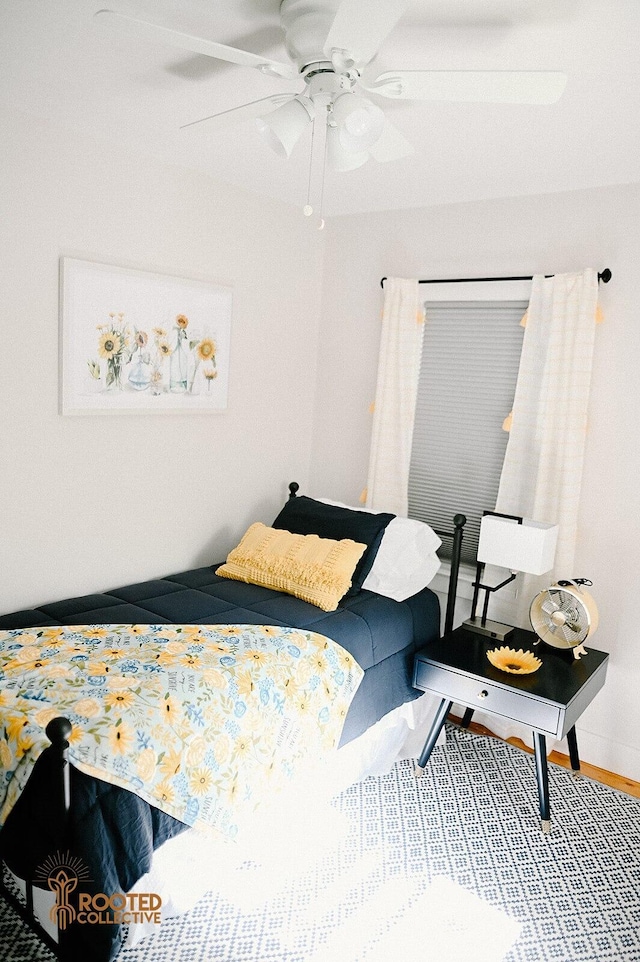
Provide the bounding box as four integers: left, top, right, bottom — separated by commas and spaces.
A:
464, 511, 559, 640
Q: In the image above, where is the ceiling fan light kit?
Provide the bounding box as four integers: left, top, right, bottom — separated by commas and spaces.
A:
330, 93, 385, 153
255, 95, 315, 158
326, 125, 368, 171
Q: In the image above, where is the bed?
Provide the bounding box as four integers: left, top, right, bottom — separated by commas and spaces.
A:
0, 483, 465, 961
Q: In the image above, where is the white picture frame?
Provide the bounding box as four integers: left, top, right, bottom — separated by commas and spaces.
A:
60, 258, 232, 415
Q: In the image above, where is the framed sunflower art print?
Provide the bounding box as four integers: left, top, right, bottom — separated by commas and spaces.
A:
59, 258, 232, 415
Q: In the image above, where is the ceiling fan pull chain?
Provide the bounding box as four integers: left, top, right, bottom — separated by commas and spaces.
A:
303, 116, 317, 217
302, 107, 327, 228
317, 125, 327, 230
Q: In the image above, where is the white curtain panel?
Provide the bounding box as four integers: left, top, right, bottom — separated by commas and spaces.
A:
493, 267, 600, 626
366, 277, 423, 516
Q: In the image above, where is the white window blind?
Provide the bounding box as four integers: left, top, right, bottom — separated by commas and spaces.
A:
408, 299, 526, 565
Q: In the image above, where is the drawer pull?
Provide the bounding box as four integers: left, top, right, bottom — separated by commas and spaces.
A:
477, 690, 489, 699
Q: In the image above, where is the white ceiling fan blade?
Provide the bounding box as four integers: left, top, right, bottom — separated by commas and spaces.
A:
323, 0, 412, 67
94, 9, 298, 80
180, 94, 296, 132
365, 70, 568, 105
368, 119, 414, 163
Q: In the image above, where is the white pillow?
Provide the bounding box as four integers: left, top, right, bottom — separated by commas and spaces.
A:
318, 499, 442, 602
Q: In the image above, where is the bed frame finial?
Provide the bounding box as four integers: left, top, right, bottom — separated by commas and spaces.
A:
45, 717, 72, 818
444, 514, 466, 637
288, 481, 299, 499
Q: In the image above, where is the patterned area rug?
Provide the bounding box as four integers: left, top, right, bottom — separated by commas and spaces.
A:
2, 723, 640, 962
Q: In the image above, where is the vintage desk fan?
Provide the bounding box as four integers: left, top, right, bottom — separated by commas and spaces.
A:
529, 579, 598, 658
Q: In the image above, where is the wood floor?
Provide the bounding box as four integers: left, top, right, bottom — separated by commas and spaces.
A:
450, 714, 640, 799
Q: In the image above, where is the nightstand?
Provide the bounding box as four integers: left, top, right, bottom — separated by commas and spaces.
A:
413, 625, 609, 832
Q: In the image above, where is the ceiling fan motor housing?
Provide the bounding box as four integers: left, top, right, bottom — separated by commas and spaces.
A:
280, 0, 343, 72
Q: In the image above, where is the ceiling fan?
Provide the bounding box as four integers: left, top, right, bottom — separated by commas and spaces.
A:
95, 0, 567, 172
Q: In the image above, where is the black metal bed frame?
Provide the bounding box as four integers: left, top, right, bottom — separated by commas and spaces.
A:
0, 482, 466, 960
0, 717, 73, 959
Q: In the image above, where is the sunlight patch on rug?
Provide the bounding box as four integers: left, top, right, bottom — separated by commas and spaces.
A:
294, 874, 521, 962
365, 876, 521, 962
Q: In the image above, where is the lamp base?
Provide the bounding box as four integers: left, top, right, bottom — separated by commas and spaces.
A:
463, 617, 515, 642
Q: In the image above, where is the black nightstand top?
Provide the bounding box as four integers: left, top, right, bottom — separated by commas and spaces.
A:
415, 625, 608, 709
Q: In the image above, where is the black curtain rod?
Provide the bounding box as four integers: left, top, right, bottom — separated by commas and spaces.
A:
380, 268, 611, 288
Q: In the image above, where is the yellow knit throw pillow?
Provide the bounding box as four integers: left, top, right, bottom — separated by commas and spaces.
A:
216, 522, 367, 612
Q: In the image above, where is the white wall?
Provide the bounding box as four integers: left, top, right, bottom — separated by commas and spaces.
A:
312, 183, 640, 781
0, 110, 325, 613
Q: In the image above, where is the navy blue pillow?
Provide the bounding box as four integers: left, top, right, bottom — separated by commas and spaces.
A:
272, 496, 395, 596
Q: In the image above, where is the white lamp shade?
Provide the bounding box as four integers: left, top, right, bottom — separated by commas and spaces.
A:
477, 515, 558, 575
256, 97, 313, 157
332, 93, 385, 153
326, 125, 369, 171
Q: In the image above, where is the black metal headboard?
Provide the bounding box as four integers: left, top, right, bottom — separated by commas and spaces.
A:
287, 482, 465, 637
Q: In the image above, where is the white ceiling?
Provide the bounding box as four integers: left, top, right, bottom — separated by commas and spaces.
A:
2, 0, 640, 217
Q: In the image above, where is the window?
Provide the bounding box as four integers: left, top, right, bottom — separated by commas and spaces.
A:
408, 296, 526, 565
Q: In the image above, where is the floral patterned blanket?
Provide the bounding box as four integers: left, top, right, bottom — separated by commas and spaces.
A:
0, 624, 363, 838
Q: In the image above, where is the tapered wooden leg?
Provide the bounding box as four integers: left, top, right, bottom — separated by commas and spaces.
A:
566, 726, 580, 772
532, 731, 551, 833
416, 699, 453, 770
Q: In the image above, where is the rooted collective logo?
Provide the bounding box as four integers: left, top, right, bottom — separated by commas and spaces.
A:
35, 851, 89, 930
35, 851, 162, 928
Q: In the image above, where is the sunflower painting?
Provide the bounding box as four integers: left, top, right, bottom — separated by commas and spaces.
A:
61, 258, 232, 414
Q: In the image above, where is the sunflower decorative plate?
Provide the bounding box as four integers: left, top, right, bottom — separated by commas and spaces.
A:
486, 646, 542, 674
